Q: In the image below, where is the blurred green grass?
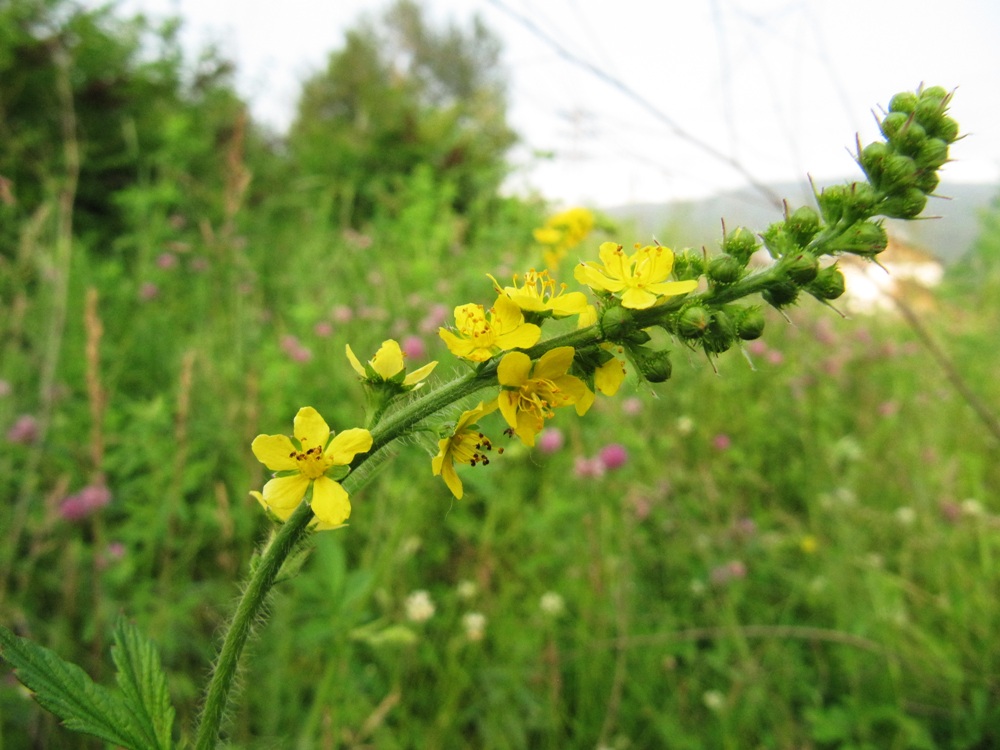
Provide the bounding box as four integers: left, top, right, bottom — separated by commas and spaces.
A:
2, 2, 1000, 747
3, 169, 1000, 747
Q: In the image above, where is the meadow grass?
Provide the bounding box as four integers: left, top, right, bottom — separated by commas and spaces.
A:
2, 145, 1000, 748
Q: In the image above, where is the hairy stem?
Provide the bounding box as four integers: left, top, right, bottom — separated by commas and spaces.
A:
193, 501, 314, 749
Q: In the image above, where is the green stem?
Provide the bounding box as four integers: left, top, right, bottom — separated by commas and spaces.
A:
193, 501, 315, 749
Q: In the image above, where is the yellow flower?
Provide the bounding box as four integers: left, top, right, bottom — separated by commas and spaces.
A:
346, 339, 437, 388
489, 269, 589, 319
595, 352, 627, 396
533, 207, 596, 270
431, 400, 499, 500
251, 407, 372, 528
497, 347, 590, 446
438, 295, 541, 362
575, 242, 698, 309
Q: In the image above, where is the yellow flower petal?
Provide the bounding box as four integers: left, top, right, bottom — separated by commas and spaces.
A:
371, 340, 404, 379
345, 345, 366, 378
293, 407, 330, 451
261, 474, 310, 511
620, 287, 659, 310
498, 351, 532, 387
595, 357, 626, 396
532, 346, 574, 381
493, 324, 541, 351
310, 476, 351, 526
326, 427, 373, 465
251, 434, 298, 471
498, 391, 519, 431
404, 360, 438, 386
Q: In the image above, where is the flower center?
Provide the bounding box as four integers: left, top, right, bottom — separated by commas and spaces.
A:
453, 430, 498, 467
458, 306, 496, 346
291, 445, 334, 479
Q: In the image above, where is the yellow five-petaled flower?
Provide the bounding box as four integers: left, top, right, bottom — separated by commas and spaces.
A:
574, 241, 698, 309
431, 400, 500, 500
251, 406, 372, 529
497, 346, 590, 447
438, 295, 541, 362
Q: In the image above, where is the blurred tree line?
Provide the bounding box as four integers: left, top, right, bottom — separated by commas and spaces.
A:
0, 0, 520, 261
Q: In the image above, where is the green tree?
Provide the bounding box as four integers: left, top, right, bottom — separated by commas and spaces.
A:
0, 0, 258, 257
288, 0, 518, 230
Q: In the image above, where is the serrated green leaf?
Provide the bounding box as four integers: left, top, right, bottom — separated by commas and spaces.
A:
112, 619, 176, 750
0, 624, 149, 748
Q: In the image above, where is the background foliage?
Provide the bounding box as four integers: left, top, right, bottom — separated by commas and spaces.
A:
2, 0, 999, 747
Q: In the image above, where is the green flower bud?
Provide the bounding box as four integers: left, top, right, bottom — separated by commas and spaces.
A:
893, 121, 927, 157
600, 304, 635, 341
734, 305, 765, 340
860, 142, 891, 183
879, 187, 927, 219
721, 226, 759, 265
703, 310, 736, 354
931, 116, 959, 144
672, 248, 705, 281
787, 206, 822, 246
829, 220, 887, 257
817, 184, 847, 224
878, 154, 918, 193
807, 264, 846, 300
628, 345, 672, 383
879, 111, 910, 141
914, 138, 949, 171
888, 91, 918, 114
783, 252, 819, 285
914, 96, 947, 132
761, 222, 798, 258
677, 305, 710, 339
919, 85, 949, 102
624, 329, 652, 346
914, 169, 940, 194
762, 279, 799, 309
708, 254, 744, 285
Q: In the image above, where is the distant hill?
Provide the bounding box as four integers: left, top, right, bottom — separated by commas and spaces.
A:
603, 180, 998, 264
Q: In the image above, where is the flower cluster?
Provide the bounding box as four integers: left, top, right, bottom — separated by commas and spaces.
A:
247, 86, 957, 524
532, 206, 595, 270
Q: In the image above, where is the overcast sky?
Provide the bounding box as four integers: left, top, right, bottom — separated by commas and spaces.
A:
104, 0, 1000, 208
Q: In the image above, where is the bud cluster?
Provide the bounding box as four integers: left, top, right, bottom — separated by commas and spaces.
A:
858, 85, 958, 219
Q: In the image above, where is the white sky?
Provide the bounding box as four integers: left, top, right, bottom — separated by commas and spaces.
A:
104, 0, 1000, 208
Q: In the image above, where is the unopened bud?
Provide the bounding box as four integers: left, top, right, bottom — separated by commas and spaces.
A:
600, 305, 634, 341
829, 220, 887, 257
860, 142, 891, 183
878, 154, 918, 193
761, 222, 798, 257
734, 305, 765, 340
722, 227, 759, 265
888, 91, 918, 114
893, 121, 927, 157
932, 116, 959, 144
807, 264, 846, 300
914, 170, 940, 194
708, 255, 744, 285
879, 187, 927, 219
703, 311, 736, 354
672, 249, 705, 281
787, 206, 821, 246
628, 345, 672, 383
762, 279, 799, 309
914, 138, 949, 172
879, 111, 910, 141
677, 305, 710, 339
784, 252, 819, 285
